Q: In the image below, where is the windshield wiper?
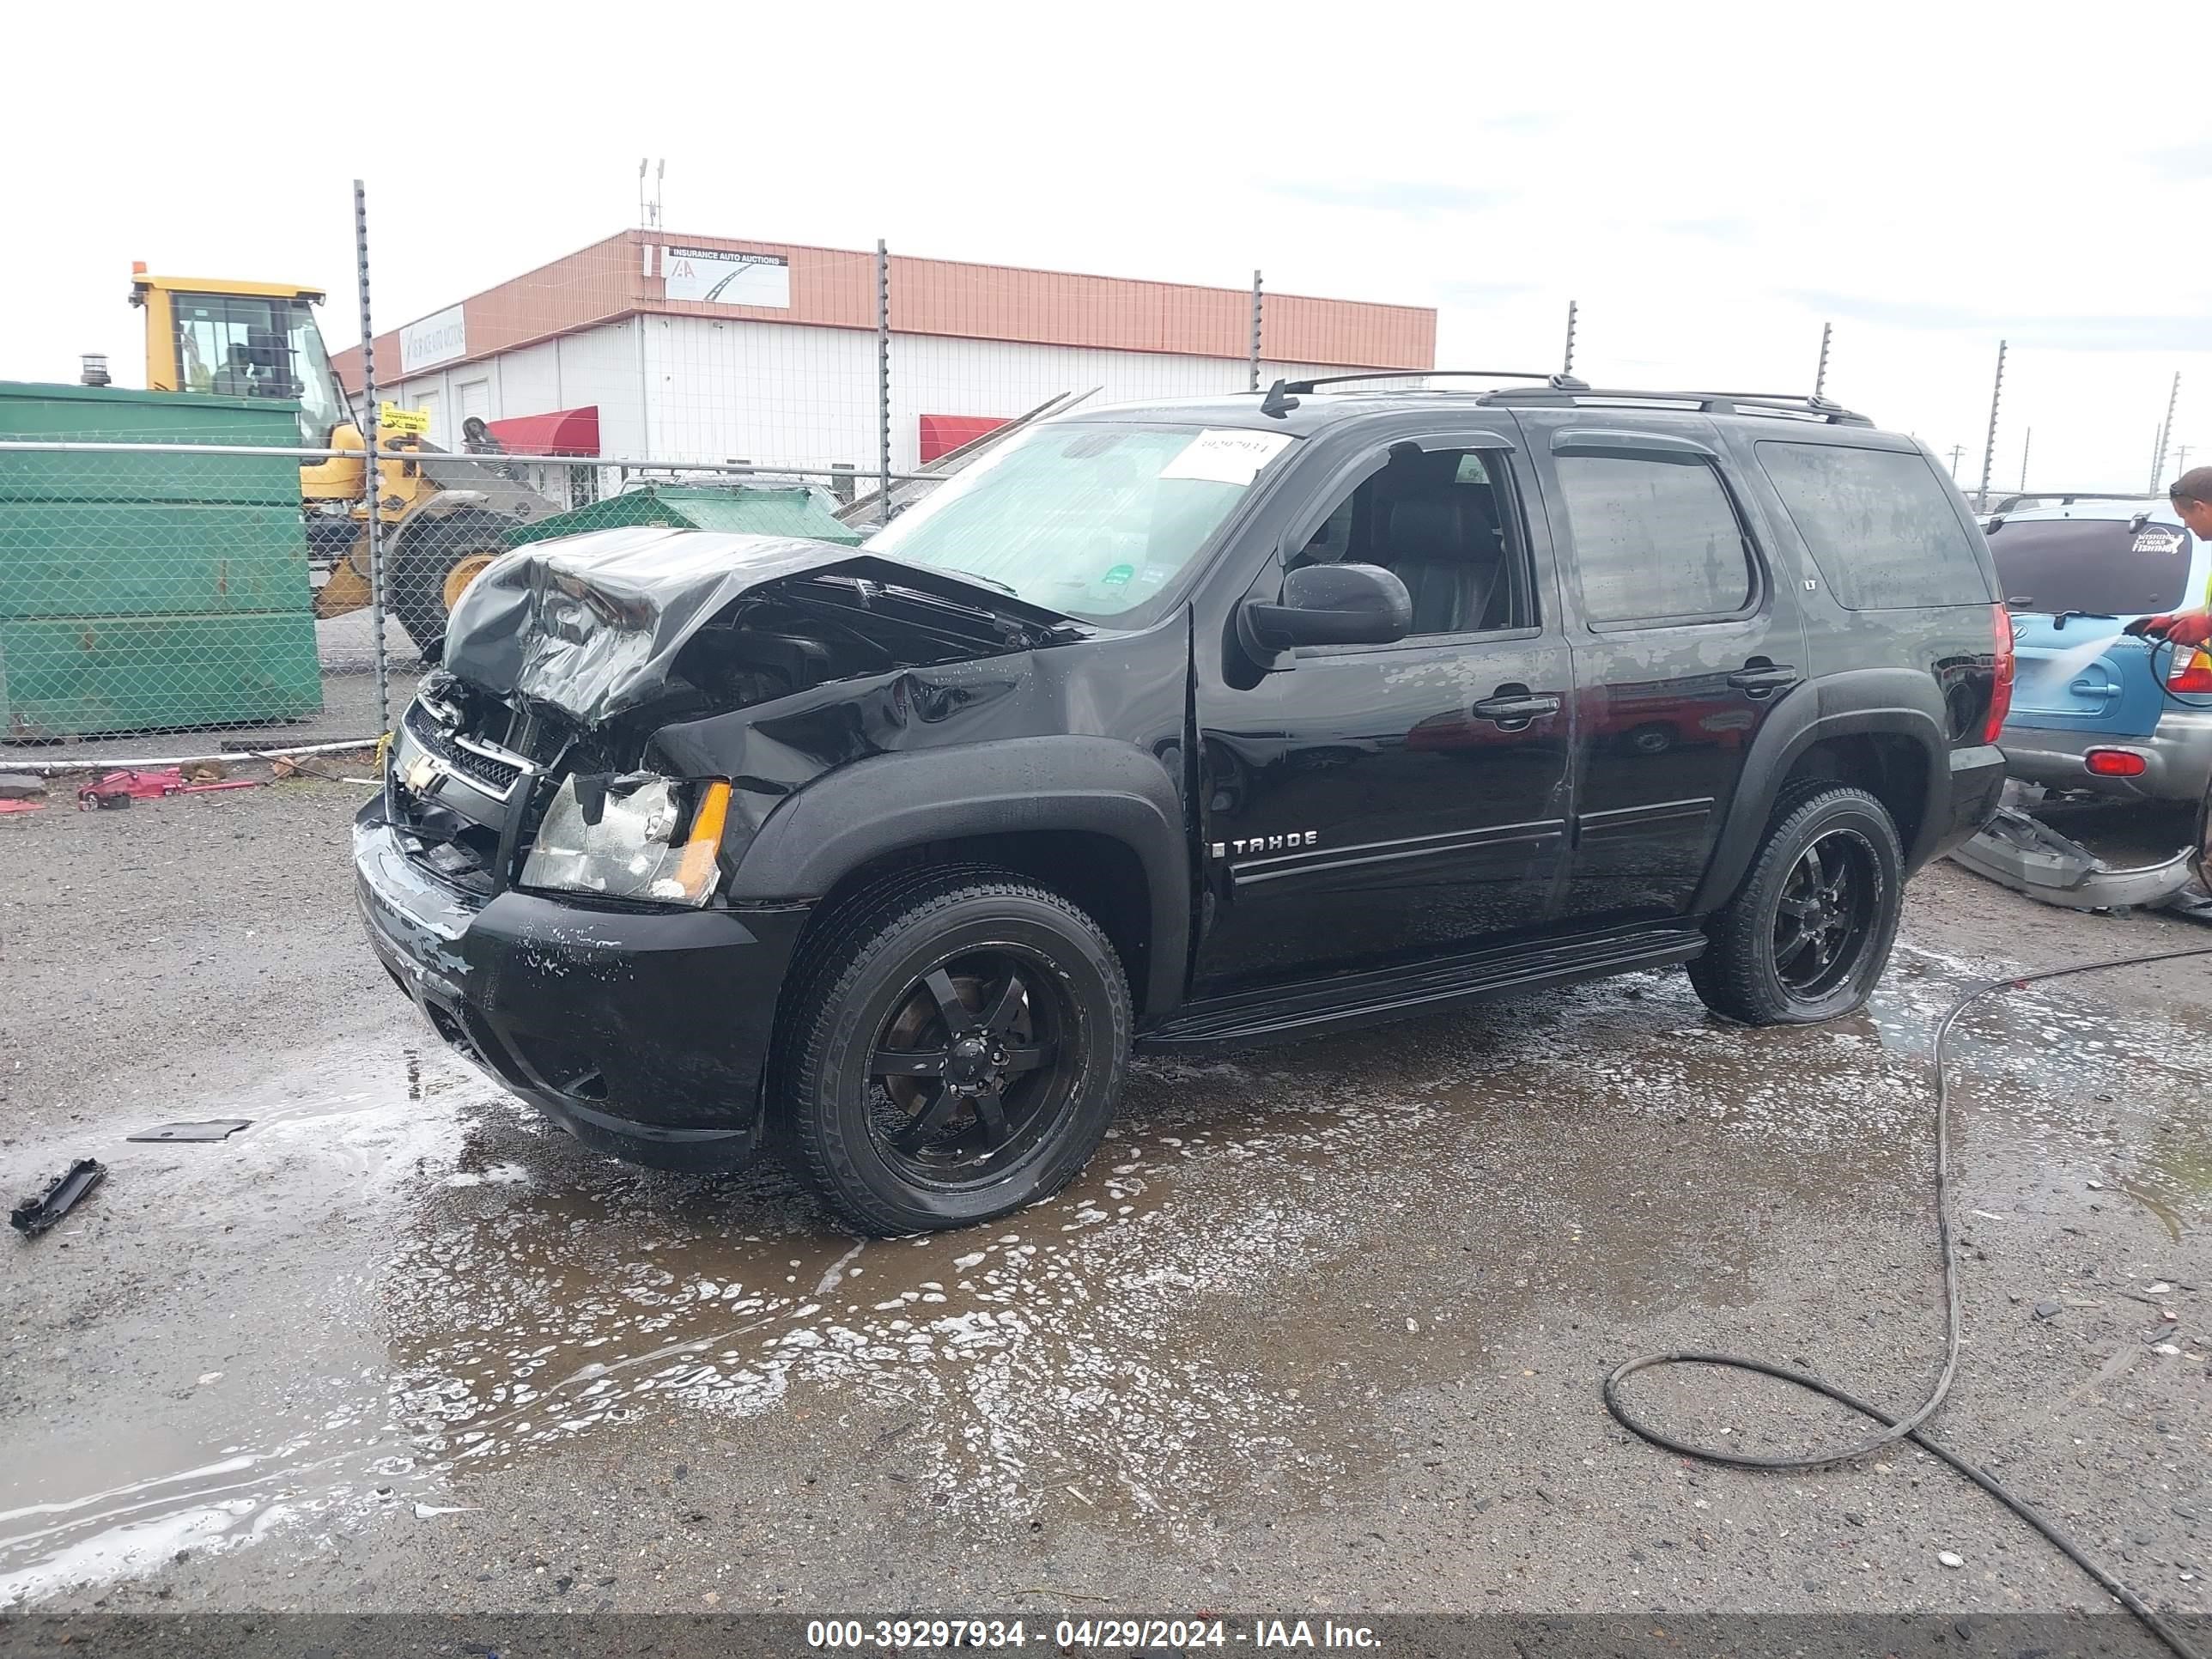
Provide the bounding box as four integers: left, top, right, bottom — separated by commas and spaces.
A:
933, 567, 1020, 597
2050, 610, 2117, 630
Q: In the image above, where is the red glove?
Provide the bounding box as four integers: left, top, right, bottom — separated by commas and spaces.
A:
2142, 610, 2212, 647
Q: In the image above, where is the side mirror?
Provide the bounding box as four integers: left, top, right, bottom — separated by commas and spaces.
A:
1242, 562, 1413, 655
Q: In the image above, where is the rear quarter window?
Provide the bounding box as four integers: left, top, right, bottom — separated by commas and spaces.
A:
1984, 518, 2197, 617
1754, 442, 1991, 610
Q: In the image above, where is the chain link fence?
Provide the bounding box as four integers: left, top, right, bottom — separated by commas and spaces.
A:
0, 183, 1434, 780
0, 435, 400, 765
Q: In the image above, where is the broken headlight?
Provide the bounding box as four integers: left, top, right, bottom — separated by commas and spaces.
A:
520, 774, 732, 907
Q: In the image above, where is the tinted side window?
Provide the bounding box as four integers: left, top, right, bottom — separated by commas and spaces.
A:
1755, 442, 1990, 610
1553, 453, 1754, 626
1289, 444, 1535, 635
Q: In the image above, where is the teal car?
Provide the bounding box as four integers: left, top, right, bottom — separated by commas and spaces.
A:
1984, 497, 2212, 802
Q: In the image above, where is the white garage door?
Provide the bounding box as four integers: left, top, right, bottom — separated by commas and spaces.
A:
458, 380, 491, 434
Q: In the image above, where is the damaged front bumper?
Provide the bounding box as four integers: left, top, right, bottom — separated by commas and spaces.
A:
354, 796, 810, 1170
1948, 801, 2198, 913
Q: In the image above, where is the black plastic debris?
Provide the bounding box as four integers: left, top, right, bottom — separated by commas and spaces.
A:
10, 1158, 106, 1237
127, 1119, 252, 1144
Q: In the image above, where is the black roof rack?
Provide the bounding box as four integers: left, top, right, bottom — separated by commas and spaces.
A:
1477, 386, 1874, 426
1250, 372, 1874, 427
1276, 368, 1570, 395
1987, 490, 2152, 507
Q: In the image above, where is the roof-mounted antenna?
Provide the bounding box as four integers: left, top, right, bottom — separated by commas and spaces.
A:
1259, 378, 1301, 418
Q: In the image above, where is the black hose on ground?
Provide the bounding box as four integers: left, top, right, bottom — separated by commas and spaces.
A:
1604, 945, 2212, 1659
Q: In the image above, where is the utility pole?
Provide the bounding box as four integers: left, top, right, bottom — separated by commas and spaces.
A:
1977, 340, 2006, 513
2177, 443, 2194, 473
1814, 321, 1832, 399
1561, 299, 1577, 377
1947, 444, 1965, 477
2149, 371, 2181, 490
2019, 427, 2030, 492
353, 179, 389, 733
1249, 270, 1262, 392
876, 239, 891, 524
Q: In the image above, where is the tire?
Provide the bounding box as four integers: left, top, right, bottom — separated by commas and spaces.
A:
387, 514, 506, 663
1686, 786, 1904, 1025
773, 865, 1132, 1236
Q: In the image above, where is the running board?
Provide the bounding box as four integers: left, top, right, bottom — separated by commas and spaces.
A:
1136, 926, 1707, 1055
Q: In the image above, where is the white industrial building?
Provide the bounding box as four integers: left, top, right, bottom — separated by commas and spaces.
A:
335, 230, 1436, 483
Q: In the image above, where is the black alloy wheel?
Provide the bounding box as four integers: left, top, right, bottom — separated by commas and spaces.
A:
1687, 785, 1904, 1026
867, 951, 1071, 1181
775, 866, 1130, 1235
1771, 830, 1880, 1002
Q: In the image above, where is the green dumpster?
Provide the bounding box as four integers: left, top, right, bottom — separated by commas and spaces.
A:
0, 380, 322, 738
503, 482, 866, 550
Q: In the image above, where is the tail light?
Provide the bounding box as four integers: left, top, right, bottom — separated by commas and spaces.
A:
1984, 604, 2016, 742
2085, 749, 2148, 778
2168, 646, 2212, 695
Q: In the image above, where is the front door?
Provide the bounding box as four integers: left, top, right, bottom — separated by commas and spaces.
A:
1526, 416, 1809, 923
1193, 433, 1574, 995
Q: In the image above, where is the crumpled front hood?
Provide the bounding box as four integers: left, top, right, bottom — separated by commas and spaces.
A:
439, 525, 1075, 726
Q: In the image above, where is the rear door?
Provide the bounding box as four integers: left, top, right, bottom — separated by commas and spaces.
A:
1985, 513, 2199, 738
1522, 415, 1809, 924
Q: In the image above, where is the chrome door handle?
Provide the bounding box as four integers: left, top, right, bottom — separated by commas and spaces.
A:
1726, 663, 1799, 696
1470, 690, 1563, 723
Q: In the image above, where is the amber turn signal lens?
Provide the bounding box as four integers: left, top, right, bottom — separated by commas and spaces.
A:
673, 781, 732, 902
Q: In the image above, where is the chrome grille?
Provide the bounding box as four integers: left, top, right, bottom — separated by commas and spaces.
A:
403, 702, 526, 796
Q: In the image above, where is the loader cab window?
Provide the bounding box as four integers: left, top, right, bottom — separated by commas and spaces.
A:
172, 292, 350, 446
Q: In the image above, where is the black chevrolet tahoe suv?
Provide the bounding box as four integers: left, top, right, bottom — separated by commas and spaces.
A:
357, 374, 2014, 1235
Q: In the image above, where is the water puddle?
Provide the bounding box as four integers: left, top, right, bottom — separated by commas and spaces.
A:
3, 939, 2207, 1605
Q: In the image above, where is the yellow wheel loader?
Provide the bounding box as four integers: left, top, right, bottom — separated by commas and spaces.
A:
131, 266, 560, 660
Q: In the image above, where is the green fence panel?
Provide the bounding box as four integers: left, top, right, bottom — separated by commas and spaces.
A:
0, 382, 302, 506
0, 504, 308, 618
0, 382, 321, 736
0, 612, 324, 739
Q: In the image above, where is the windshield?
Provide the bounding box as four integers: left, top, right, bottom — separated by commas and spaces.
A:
1987, 517, 2197, 616
866, 422, 1298, 620
173, 292, 352, 446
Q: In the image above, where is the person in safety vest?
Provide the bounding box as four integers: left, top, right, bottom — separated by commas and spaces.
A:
2136, 466, 2212, 647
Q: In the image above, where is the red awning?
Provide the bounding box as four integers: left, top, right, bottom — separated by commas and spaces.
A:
484, 406, 600, 456
919, 413, 1008, 464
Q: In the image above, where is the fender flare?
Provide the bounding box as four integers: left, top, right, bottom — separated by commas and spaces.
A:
1691, 670, 1950, 914
729, 736, 1191, 1014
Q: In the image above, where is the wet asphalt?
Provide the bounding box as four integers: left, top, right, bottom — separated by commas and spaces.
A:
2, 782, 2208, 1630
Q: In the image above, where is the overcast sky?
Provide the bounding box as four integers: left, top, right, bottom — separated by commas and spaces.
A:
7, 1, 2206, 489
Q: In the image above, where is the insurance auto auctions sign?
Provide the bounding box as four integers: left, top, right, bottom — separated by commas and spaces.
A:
663, 247, 791, 308
400, 304, 467, 374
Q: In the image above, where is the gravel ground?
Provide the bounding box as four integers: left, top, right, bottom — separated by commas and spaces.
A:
1, 786, 2206, 1641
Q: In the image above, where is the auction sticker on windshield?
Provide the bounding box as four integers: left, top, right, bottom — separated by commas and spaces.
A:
1159, 428, 1296, 486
